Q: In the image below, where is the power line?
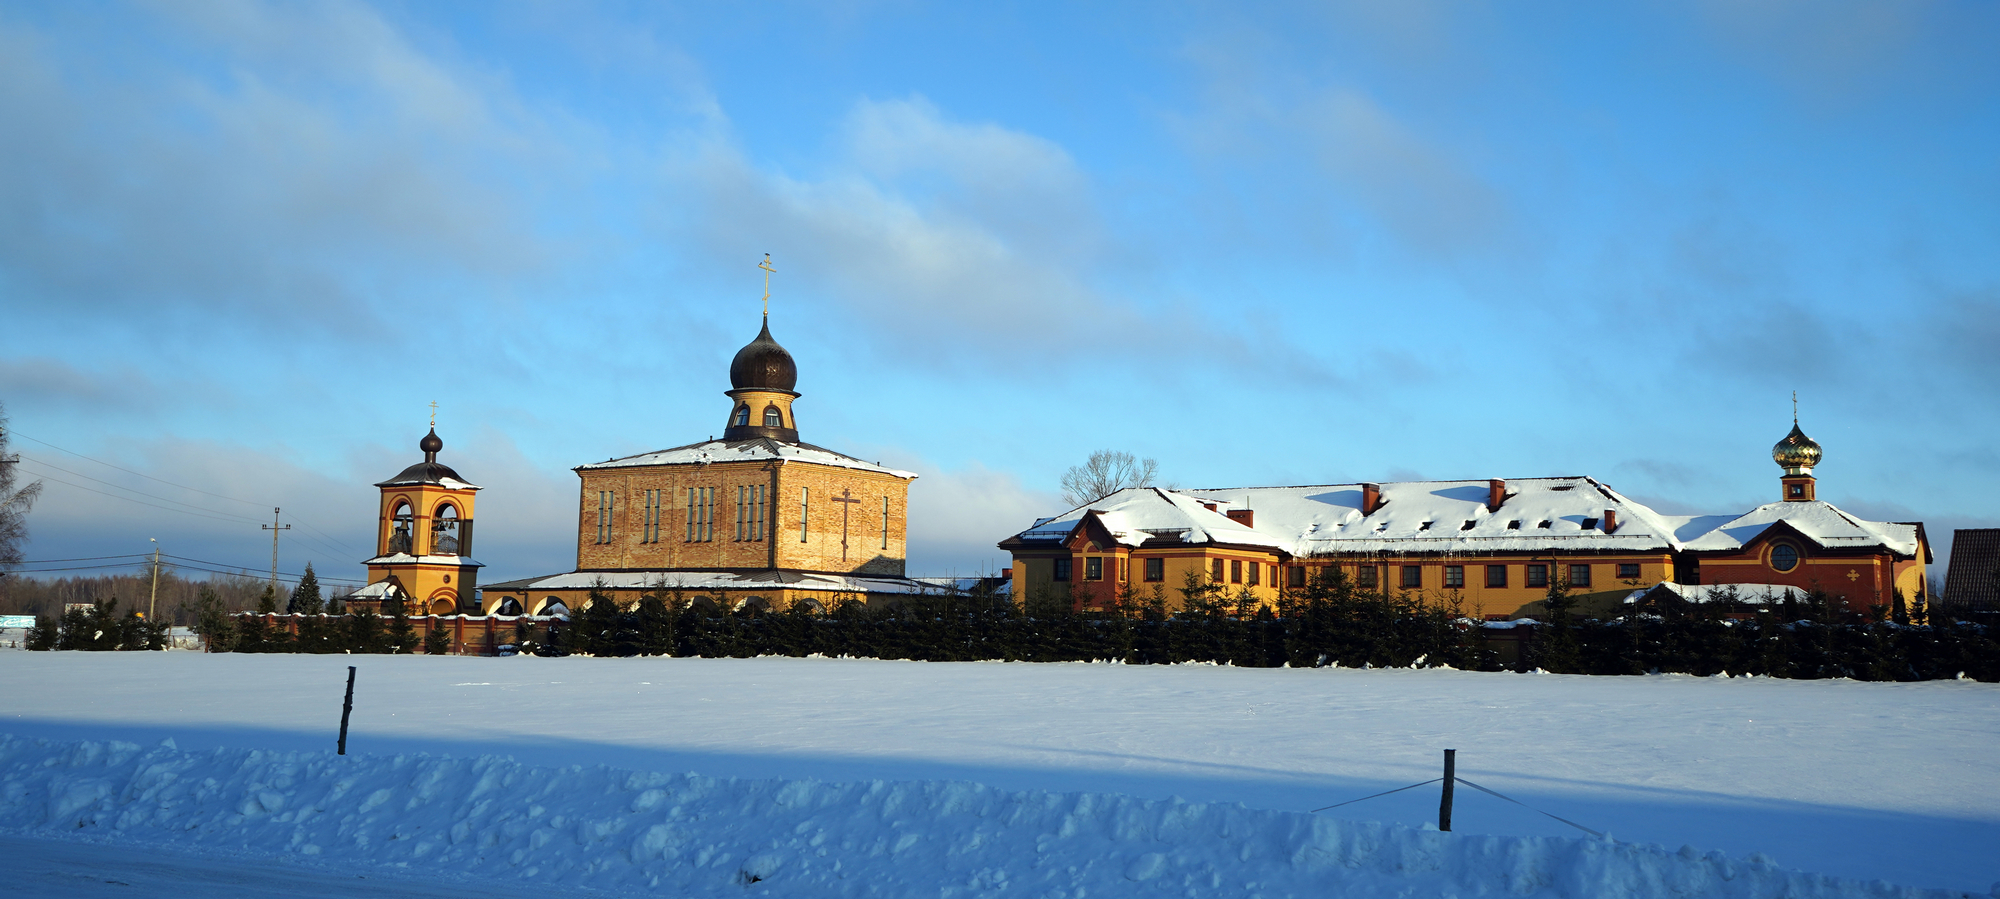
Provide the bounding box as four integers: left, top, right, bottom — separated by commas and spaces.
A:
17, 456, 268, 524
164, 554, 368, 584
15, 554, 151, 563
20, 470, 274, 526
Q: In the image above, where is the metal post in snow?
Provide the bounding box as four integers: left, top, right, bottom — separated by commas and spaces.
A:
337, 666, 356, 755
1440, 749, 1456, 832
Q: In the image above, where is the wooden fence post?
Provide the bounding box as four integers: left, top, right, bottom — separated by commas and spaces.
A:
1440, 749, 1456, 832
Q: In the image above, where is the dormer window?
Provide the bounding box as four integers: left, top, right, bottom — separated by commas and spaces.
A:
1581, 517, 1599, 530
1537, 520, 1552, 529
1418, 521, 1433, 531
1460, 520, 1475, 531
763, 405, 783, 428
733, 405, 750, 427
1506, 520, 1522, 530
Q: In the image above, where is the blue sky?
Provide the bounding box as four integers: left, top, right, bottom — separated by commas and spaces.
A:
2, 0, 1996, 591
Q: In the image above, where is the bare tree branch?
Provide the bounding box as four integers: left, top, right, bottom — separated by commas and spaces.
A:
1060, 449, 1159, 507
1, 402, 45, 570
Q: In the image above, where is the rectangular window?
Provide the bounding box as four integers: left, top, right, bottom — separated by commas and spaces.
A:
1618, 562, 1641, 580
1230, 560, 1243, 584
1144, 558, 1164, 582
736, 486, 747, 541
1486, 565, 1507, 588
1444, 565, 1465, 588
644, 489, 661, 544
686, 488, 696, 542
881, 496, 890, 550
1570, 564, 1592, 588
754, 485, 765, 541
597, 491, 613, 544
1054, 557, 1072, 582
1288, 566, 1305, 588
1085, 557, 1103, 581
1526, 564, 1549, 588
800, 487, 809, 542
1246, 561, 1260, 586
1358, 565, 1378, 589
1401, 565, 1422, 589
1212, 559, 1225, 582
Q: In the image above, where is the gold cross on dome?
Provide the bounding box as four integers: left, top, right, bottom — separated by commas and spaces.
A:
758, 253, 776, 316
1792, 390, 1798, 424
429, 400, 438, 429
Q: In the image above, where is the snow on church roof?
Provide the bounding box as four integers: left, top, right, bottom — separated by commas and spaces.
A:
577, 438, 917, 479
1679, 501, 1922, 556
1005, 477, 1921, 559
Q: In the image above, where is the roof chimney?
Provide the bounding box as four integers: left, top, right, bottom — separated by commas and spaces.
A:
1361, 483, 1383, 515
1487, 479, 1507, 513
1602, 509, 1618, 534
1226, 509, 1255, 528
1201, 502, 1218, 512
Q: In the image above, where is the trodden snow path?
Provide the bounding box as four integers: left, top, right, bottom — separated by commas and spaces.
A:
0, 653, 1995, 892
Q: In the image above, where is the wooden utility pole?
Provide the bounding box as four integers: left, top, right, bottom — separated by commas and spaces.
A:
263, 507, 290, 601
148, 538, 160, 624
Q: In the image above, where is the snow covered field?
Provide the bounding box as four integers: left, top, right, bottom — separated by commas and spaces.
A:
1, 654, 1995, 896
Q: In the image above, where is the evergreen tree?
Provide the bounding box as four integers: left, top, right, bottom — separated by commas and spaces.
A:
190, 586, 237, 652
1530, 578, 1582, 673
422, 618, 452, 655
288, 564, 324, 615
384, 597, 419, 653
256, 584, 278, 614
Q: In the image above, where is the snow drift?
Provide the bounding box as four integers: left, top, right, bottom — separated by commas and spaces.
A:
0, 734, 1976, 898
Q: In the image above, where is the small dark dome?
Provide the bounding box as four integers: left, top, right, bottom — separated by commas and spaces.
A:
419, 428, 444, 458
729, 316, 797, 392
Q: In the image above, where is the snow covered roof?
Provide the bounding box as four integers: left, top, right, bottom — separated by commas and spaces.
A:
347, 581, 404, 600
375, 461, 480, 490
362, 553, 484, 569
578, 437, 916, 479
1678, 501, 1922, 557
1006, 487, 1293, 552
1003, 477, 1922, 560
483, 569, 939, 595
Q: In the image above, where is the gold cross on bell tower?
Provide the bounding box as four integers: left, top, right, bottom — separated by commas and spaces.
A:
758, 253, 776, 317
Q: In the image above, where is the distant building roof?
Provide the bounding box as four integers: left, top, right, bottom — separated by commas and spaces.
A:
1942, 528, 2000, 609
577, 437, 916, 479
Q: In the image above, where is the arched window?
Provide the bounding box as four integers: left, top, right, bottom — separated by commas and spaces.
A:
763, 405, 783, 428
536, 598, 570, 618
432, 503, 460, 555
388, 501, 414, 554
733, 405, 751, 427
494, 597, 523, 616
1770, 544, 1800, 573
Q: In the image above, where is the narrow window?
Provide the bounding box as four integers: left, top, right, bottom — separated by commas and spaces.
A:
881, 496, 890, 550
1144, 558, 1164, 582
1085, 557, 1103, 581
736, 486, 746, 541
1486, 564, 1507, 588
686, 488, 696, 542
1212, 559, 1225, 582
1444, 565, 1465, 588
1526, 564, 1549, 588
1618, 562, 1642, 580
800, 487, 809, 542
1569, 564, 1593, 587
751, 485, 765, 541
764, 405, 783, 428
1401, 565, 1422, 589
1246, 562, 1260, 587
1230, 560, 1243, 584
703, 487, 714, 542
1054, 557, 1072, 582
597, 491, 613, 544
1357, 565, 1378, 589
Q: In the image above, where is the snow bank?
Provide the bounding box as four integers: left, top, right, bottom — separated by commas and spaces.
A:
0, 734, 1973, 899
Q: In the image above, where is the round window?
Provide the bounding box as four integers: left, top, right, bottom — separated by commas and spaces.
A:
1770, 544, 1799, 572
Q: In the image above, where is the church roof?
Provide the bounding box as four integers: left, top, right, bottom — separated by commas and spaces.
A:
1942, 528, 2000, 608
374, 462, 479, 490
1002, 477, 1922, 559
577, 437, 917, 479
1678, 501, 1923, 557
729, 315, 798, 392
484, 568, 935, 595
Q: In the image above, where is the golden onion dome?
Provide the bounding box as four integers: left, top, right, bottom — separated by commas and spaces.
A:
1772, 422, 1822, 473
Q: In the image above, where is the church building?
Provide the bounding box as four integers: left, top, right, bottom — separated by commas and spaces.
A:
484, 261, 926, 615
1000, 417, 1929, 620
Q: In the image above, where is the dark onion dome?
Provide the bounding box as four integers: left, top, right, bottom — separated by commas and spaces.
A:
1772, 422, 1823, 472
729, 315, 798, 392
375, 428, 474, 487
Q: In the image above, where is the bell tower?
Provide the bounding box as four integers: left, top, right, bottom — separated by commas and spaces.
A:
362, 420, 484, 615
1772, 398, 1823, 503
